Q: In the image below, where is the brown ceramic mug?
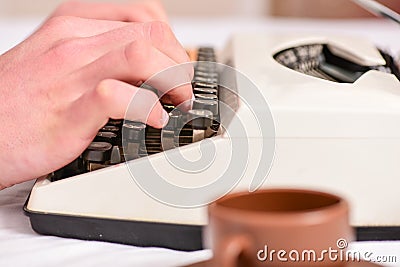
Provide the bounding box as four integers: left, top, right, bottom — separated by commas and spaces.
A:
206, 188, 354, 267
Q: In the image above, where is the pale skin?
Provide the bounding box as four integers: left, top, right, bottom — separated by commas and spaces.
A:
0, 1, 194, 189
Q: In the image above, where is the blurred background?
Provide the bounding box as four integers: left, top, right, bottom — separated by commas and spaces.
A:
2, 0, 400, 55
0, 0, 399, 19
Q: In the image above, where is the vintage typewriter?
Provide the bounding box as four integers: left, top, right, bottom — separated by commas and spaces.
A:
25, 33, 400, 251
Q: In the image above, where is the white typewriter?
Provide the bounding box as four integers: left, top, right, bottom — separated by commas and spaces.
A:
25, 33, 400, 251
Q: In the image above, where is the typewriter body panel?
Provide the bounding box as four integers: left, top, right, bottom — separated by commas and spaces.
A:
224, 34, 400, 229
25, 33, 400, 250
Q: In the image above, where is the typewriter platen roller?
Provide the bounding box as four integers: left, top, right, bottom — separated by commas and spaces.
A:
25, 34, 400, 251
274, 42, 400, 83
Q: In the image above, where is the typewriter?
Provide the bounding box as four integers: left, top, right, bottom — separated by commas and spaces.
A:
25, 33, 400, 251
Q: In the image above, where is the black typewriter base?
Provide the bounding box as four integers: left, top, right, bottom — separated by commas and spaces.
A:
24, 203, 203, 251
356, 227, 400, 241
24, 201, 400, 250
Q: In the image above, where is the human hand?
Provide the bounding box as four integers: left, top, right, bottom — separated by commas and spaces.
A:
0, 15, 193, 188
50, 0, 168, 22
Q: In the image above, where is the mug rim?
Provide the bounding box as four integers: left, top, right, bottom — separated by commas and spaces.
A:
208, 188, 348, 226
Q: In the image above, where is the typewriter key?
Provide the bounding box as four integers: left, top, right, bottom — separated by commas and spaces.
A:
123, 122, 146, 160
165, 109, 182, 130
95, 131, 118, 145
83, 142, 112, 163
110, 146, 121, 164
101, 125, 119, 132
195, 62, 217, 71
163, 104, 176, 113
193, 99, 218, 116
193, 87, 218, 95
193, 81, 218, 90
107, 119, 122, 126
195, 93, 218, 100
188, 109, 213, 130
197, 49, 215, 55
123, 122, 146, 142
198, 46, 214, 51
197, 56, 216, 62
193, 76, 218, 84
196, 61, 217, 67
162, 110, 181, 150
195, 70, 219, 78
198, 52, 215, 59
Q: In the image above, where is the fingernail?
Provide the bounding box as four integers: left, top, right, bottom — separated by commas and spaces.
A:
160, 110, 169, 127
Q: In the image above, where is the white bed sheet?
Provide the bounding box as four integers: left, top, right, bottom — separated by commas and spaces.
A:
1, 16, 400, 267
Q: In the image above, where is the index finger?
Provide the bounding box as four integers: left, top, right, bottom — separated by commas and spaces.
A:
142, 21, 192, 65
143, 62, 195, 110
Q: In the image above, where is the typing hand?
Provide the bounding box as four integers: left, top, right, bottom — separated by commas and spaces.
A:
0, 6, 193, 188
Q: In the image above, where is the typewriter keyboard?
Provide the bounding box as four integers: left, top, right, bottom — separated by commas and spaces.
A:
52, 47, 220, 181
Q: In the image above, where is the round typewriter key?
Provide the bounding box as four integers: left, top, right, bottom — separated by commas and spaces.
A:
197, 56, 216, 62
193, 76, 218, 84
195, 66, 215, 73
95, 131, 118, 145
195, 62, 217, 71
96, 131, 117, 138
198, 52, 215, 58
107, 119, 122, 126
102, 125, 119, 132
198, 49, 214, 54
123, 122, 146, 142
193, 87, 218, 95
193, 81, 218, 90
193, 99, 218, 115
188, 109, 213, 129
83, 142, 112, 162
195, 93, 218, 100
88, 142, 112, 150
165, 109, 182, 130
110, 145, 121, 164
198, 46, 214, 52
163, 104, 175, 113
195, 71, 219, 78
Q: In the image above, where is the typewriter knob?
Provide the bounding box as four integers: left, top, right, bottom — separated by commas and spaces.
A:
95, 131, 118, 145
83, 142, 112, 163
193, 87, 218, 95
165, 109, 182, 130
188, 109, 213, 130
123, 122, 146, 142
193, 82, 218, 90
193, 99, 218, 116
193, 76, 218, 84
195, 71, 219, 79
101, 125, 119, 132
107, 119, 122, 126
195, 93, 218, 100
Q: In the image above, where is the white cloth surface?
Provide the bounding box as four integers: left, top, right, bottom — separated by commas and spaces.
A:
0, 181, 211, 267
1, 17, 400, 267
1, 182, 400, 267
